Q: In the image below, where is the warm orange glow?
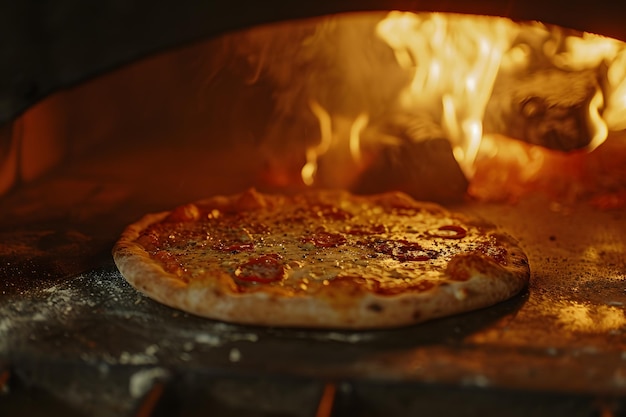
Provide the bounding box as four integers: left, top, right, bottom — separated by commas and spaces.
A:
301, 100, 370, 186
376, 12, 518, 176
375, 12, 626, 176
557, 301, 626, 333
211, 11, 626, 201
370, 11, 626, 204
605, 49, 626, 130
302, 100, 332, 186
349, 112, 369, 163
469, 132, 626, 204
588, 89, 608, 152
553, 32, 621, 71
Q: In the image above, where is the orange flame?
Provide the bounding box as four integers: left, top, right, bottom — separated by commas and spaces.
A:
286, 11, 626, 202
605, 49, 626, 130
375, 12, 626, 179
376, 12, 518, 176
349, 112, 369, 163
301, 100, 332, 186
301, 101, 370, 186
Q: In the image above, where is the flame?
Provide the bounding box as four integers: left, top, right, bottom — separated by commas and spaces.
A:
588, 88, 608, 152
301, 101, 370, 186
605, 49, 626, 130
375, 11, 626, 184
349, 112, 369, 163
376, 12, 518, 176
301, 100, 332, 186
552, 32, 621, 71
249, 11, 626, 198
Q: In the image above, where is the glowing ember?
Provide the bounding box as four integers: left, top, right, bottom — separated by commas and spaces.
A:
469, 132, 626, 204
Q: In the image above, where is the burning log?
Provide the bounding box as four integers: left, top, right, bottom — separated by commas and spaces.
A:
484, 68, 603, 151
353, 113, 468, 204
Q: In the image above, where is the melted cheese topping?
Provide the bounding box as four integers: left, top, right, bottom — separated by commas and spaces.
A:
136, 191, 504, 296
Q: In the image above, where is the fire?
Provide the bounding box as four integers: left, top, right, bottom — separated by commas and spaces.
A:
242, 11, 626, 204
301, 100, 370, 187
301, 100, 332, 186
605, 49, 626, 130
349, 112, 369, 163
588, 89, 608, 152
371, 11, 626, 204
374, 12, 626, 171
376, 12, 517, 176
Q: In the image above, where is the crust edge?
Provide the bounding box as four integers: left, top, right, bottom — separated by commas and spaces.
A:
112, 190, 530, 330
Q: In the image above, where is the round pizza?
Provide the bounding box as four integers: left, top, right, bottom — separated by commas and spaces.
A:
113, 188, 530, 329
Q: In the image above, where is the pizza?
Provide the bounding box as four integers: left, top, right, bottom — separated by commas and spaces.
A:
113, 188, 529, 329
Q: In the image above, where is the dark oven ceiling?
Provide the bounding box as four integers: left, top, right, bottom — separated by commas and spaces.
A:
2, 0, 626, 125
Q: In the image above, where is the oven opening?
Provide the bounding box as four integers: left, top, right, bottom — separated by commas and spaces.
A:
4, 11, 626, 207
1, 9, 626, 417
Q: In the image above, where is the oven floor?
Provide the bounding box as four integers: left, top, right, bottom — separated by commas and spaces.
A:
1, 142, 625, 416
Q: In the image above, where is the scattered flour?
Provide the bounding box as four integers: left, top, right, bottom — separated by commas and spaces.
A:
228, 348, 242, 362
119, 351, 159, 365
129, 367, 170, 398
194, 331, 259, 347
282, 330, 374, 344
0, 270, 264, 366
1, 267, 373, 373
0, 282, 84, 353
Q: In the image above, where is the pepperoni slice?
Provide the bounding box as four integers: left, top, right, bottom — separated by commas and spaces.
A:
430, 225, 467, 239
212, 227, 255, 251
303, 231, 347, 248
374, 239, 433, 262
234, 254, 285, 283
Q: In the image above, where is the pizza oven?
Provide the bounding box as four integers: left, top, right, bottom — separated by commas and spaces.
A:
1, 1, 626, 416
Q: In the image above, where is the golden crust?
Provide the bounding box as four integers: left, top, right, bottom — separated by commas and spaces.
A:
113, 189, 530, 329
